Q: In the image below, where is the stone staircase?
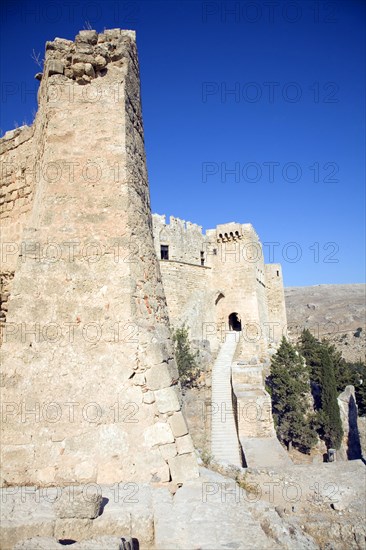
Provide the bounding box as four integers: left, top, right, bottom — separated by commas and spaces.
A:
211, 332, 242, 466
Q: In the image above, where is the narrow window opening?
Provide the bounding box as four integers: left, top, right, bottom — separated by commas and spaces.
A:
276, 270, 279, 276
200, 251, 205, 266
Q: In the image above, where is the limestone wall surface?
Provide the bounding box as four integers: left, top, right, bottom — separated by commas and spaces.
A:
265, 263, 288, 342
0, 29, 198, 487
159, 261, 214, 337
0, 126, 36, 263
0, 126, 36, 332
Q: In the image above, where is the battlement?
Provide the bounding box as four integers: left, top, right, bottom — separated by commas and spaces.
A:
152, 214, 203, 235
215, 222, 260, 243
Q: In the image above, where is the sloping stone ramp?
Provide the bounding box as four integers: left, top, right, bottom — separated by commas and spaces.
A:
211, 332, 242, 466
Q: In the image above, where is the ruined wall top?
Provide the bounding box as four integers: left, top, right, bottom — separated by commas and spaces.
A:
36, 28, 136, 86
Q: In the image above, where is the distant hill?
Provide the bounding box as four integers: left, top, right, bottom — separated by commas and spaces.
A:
285, 284, 365, 363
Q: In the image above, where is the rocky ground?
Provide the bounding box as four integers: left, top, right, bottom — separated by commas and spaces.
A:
1, 460, 365, 550
285, 284, 365, 363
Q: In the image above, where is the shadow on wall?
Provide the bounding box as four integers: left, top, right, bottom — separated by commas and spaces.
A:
347, 394, 362, 461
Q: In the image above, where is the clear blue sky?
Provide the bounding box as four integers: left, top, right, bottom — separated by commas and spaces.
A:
1, 0, 365, 286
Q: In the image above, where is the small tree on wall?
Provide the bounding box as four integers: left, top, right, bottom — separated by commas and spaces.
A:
172, 325, 200, 389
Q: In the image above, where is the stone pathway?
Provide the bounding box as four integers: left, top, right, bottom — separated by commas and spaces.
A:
240, 436, 292, 467
211, 332, 242, 466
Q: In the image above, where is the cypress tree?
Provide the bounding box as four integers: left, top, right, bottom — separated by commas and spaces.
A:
267, 337, 317, 453
298, 330, 344, 449
298, 329, 323, 385
318, 347, 343, 449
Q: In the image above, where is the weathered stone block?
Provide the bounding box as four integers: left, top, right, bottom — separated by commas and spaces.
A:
92, 509, 131, 538
146, 363, 173, 390
103, 29, 121, 40
144, 422, 174, 447
133, 373, 145, 386
54, 518, 93, 541
54, 487, 102, 519
145, 361, 177, 390
159, 442, 177, 460
176, 434, 194, 455
14, 538, 62, 549
143, 390, 155, 404
168, 453, 199, 483
94, 55, 107, 70
152, 461, 170, 482
15, 535, 131, 549
84, 63, 95, 78
71, 63, 85, 78
46, 38, 73, 52
168, 411, 188, 437
72, 53, 95, 65
47, 60, 64, 76
154, 386, 180, 413
74, 536, 132, 549
75, 43, 94, 54
75, 30, 98, 45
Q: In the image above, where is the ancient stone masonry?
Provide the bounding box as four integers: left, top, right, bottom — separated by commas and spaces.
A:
0, 27, 289, 489
152, 214, 287, 358
0, 30, 198, 487
1, 29, 366, 550
152, 215, 289, 465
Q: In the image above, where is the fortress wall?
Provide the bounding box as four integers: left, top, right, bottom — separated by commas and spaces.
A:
0, 126, 35, 265
0, 30, 198, 487
152, 214, 205, 265
209, 224, 270, 358
0, 126, 36, 330
159, 260, 214, 341
265, 263, 287, 342
152, 219, 287, 358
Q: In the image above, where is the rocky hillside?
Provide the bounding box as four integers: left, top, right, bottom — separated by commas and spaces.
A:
285, 284, 365, 363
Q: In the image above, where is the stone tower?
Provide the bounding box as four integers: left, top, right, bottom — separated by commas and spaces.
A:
0, 30, 198, 486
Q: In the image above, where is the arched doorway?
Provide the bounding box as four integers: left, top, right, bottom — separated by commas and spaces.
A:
229, 312, 241, 331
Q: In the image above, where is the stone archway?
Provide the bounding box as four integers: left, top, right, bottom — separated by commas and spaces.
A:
229, 312, 242, 331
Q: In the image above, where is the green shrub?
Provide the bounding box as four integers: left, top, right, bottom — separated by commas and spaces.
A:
172, 325, 200, 389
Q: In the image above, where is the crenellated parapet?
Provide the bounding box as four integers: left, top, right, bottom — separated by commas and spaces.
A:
152, 214, 205, 265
